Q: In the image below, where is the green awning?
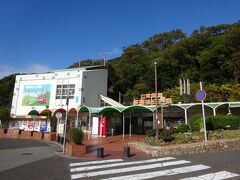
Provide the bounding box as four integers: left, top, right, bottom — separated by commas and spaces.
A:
78, 106, 103, 114
123, 105, 157, 112
78, 105, 159, 114
99, 107, 124, 114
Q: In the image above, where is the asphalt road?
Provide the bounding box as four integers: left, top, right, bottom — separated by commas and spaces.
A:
1, 138, 240, 180
0, 138, 70, 180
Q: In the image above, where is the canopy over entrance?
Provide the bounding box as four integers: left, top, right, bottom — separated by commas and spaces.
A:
78, 105, 158, 115
123, 105, 157, 113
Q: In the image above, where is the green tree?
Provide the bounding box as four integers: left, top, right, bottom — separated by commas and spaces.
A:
225, 22, 240, 83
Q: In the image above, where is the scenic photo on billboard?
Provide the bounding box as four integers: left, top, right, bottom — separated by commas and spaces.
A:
22, 84, 51, 106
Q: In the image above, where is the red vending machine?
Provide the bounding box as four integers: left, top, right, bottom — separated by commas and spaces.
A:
98, 116, 106, 136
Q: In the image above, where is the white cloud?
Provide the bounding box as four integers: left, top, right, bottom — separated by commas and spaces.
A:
0, 63, 51, 79
99, 47, 123, 59
108, 47, 122, 56
0, 65, 16, 78
26, 63, 51, 74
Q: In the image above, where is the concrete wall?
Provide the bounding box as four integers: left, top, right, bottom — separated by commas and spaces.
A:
83, 69, 108, 107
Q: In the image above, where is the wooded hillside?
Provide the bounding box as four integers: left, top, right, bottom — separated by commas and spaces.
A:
1, 21, 240, 120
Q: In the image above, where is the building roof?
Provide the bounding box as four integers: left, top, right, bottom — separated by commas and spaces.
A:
16, 65, 106, 76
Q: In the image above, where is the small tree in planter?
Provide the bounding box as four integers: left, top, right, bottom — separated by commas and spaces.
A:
68, 128, 84, 144
66, 128, 85, 157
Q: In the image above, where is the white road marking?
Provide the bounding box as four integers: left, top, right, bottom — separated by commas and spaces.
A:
70, 157, 175, 172
100, 164, 210, 180
71, 160, 190, 179
180, 171, 239, 180
69, 159, 123, 167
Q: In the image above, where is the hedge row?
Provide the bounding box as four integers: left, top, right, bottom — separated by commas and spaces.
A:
189, 115, 240, 131
207, 115, 240, 130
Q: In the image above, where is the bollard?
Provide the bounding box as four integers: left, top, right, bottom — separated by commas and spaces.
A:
97, 147, 104, 158
123, 146, 130, 158
60, 137, 64, 144
57, 134, 60, 143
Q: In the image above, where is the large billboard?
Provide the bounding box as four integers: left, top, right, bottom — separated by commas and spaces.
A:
22, 84, 51, 106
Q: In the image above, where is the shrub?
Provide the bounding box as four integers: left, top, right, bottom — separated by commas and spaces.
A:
207, 115, 240, 130
146, 129, 156, 137
169, 127, 179, 134
177, 124, 190, 133
68, 128, 84, 145
159, 129, 174, 142
173, 133, 193, 144
189, 116, 203, 132
146, 128, 164, 137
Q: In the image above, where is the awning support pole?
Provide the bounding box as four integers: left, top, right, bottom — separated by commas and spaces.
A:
123, 112, 125, 138
184, 109, 188, 124
75, 110, 79, 128
129, 113, 132, 137
88, 113, 91, 140
213, 108, 216, 116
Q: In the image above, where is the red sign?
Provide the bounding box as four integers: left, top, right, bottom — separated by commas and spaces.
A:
98, 116, 106, 136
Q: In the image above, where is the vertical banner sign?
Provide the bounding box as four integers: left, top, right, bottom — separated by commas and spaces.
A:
98, 116, 107, 136
195, 82, 207, 141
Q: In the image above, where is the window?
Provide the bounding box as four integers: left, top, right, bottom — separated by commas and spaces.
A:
56, 84, 75, 99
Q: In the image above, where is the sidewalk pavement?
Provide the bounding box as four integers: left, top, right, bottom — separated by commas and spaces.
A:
50, 135, 150, 159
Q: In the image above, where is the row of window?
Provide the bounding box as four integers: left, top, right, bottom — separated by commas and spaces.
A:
56, 84, 75, 99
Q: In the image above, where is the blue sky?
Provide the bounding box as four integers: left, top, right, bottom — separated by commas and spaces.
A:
0, 0, 239, 78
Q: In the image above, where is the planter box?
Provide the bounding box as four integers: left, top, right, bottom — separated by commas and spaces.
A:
32, 132, 44, 140
6, 129, 20, 138
0, 129, 8, 138
44, 133, 56, 141
19, 131, 33, 138
66, 142, 86, 157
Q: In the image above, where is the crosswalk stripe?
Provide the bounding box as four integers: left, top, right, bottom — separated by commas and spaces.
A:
180, 171, 239, 180
70, 157, 175, 172
69, 159, 123, 167
71, 160, 190, 179
100, 164, 210, 180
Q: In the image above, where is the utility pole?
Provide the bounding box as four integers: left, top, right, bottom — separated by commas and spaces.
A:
63, 88, 71, 154
154, 61, 159, 140
119, 92, 121, 103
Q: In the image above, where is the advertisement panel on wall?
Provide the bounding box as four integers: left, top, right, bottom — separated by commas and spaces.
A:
22, 84, 51, 106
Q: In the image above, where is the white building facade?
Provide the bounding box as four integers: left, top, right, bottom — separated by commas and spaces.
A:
11, 66, 108, 116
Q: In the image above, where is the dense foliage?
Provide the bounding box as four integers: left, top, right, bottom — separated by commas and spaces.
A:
146, 129, 156, 137
207, 115, 240, 130
145, 128, 176, 142
68, 21, 240, 104
178, 124, 190, 133
189, 116, 203, 132
0, 74, 18, 126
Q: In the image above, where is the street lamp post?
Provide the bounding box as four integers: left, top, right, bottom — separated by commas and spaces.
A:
154, 62, 159, 140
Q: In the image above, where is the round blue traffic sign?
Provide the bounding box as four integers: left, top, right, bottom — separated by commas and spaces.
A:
195, 90, 206, 101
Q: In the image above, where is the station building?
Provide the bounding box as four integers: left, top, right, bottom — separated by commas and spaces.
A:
9, 65, 240, 137
10, 66, 108, 132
